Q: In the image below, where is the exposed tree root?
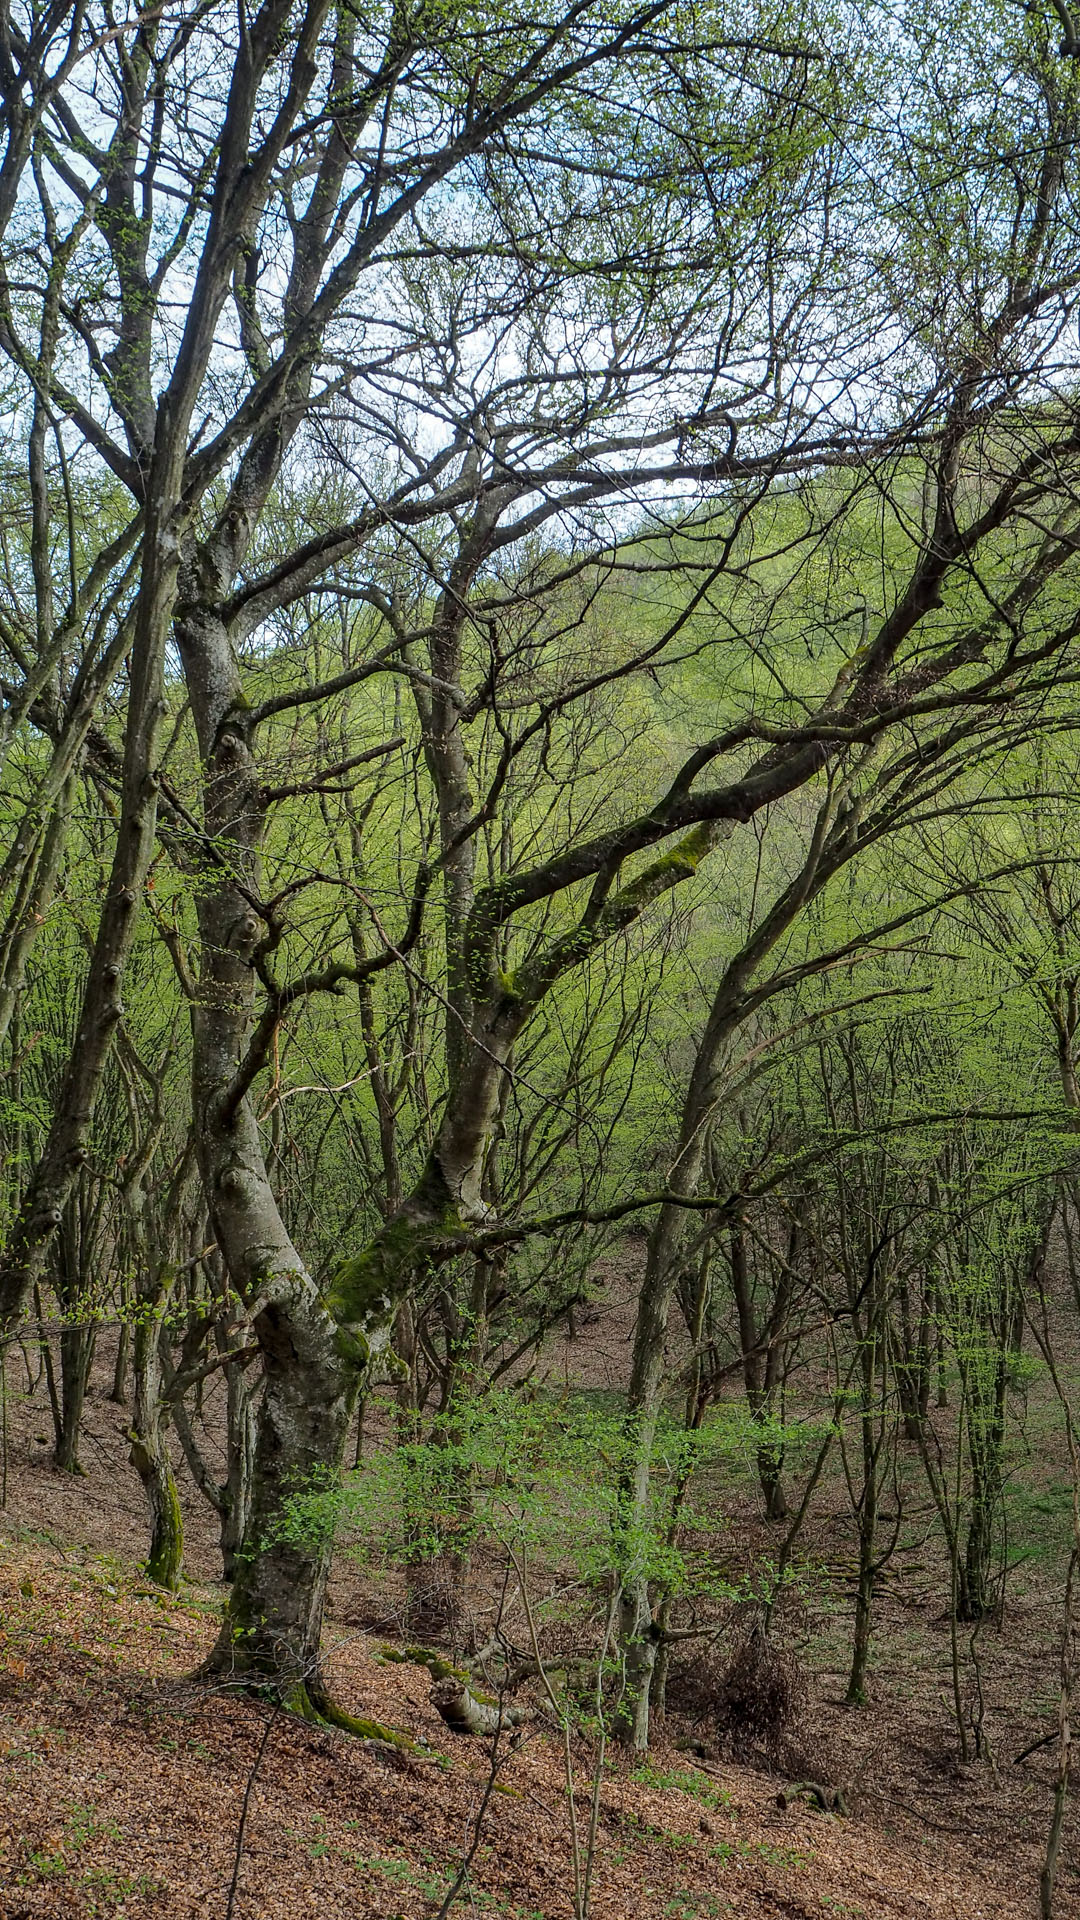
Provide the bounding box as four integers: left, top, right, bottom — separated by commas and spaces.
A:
199, 1657, 433, 1760
377, 1642, 469, 1683
776, 1781, 848, 1814
429, 1676, 530, 1738
287, 1675, 431, 1755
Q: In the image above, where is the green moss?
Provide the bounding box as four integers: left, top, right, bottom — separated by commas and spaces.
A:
145, 1474, 183, 1593
331, 1319, 372, 1370
377, 1643, 469, 1683
285, 1679, 429, 1753
129, 1432, 184, 1592
631, 821, 714, 891
327, 1186, 468, 1367
325, 1249, 393, 1343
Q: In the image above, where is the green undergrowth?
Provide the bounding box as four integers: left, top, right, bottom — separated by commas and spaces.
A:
292, 1823, 548, 1917
630, 1760, 735, 1812
272, 1388, 821, 1622
15, 1800, 163, 1912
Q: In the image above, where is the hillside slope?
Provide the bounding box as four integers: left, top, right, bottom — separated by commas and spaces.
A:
0, 1536, 1037, 1920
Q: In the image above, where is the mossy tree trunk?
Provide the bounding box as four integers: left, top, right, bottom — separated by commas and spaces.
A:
130, 1309, 184, 1594
181, 586, 367, 1692
178, 478, 378, 1699
210, 1299, 355, 1691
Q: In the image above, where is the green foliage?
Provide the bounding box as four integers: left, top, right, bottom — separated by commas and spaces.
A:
630, 1761, 733, 1812
273, 1388, 824, 1623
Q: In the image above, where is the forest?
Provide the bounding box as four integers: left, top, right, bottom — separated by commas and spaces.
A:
6, 0, 1080, 1915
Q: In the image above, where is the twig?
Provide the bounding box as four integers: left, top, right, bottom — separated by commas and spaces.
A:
225, 1703, 277, 1920
433, 1723, 508, 1920
1014, 1730, 1056, 1766
435, 1564, 516, 1919
581, 1593, 619, 1919
511, 1541, 590, 1920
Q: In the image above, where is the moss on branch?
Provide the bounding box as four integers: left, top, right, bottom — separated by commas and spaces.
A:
326, 1177, 467, 1367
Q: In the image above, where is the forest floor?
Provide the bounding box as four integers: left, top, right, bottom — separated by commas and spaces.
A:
0, 1256, 1075, 1919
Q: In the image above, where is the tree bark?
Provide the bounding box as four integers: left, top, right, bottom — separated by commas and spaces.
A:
54, 1322, 94, 1475
130, 1301, 184, 1593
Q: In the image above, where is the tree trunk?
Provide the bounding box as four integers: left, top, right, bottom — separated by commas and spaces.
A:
220, 1341, 256, 1582
845, 1336, 882, 1706
846, 1506, 877, 1706
0, 499, 180, 1337
54, 1322, 94, 1474
0, 780, 75, 1052
129, 1304, 184, 1594
110, 1320, 129, 1405
612, 1039, 722, 1750
729, 1218, 788, 1520
895, 1275, 931, 1442
179, 595, 366, 1701
613, 804, 842, 1746
209, 1304, 353, 1697
958, 1364, 1005, 1623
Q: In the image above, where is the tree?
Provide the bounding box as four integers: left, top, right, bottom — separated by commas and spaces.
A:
0, 0, 872, 1713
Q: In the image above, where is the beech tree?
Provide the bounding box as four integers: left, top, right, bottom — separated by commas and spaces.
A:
7, 0, 1080, 1757
188, 1, 868, 1709
0, 0, 873, 1716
